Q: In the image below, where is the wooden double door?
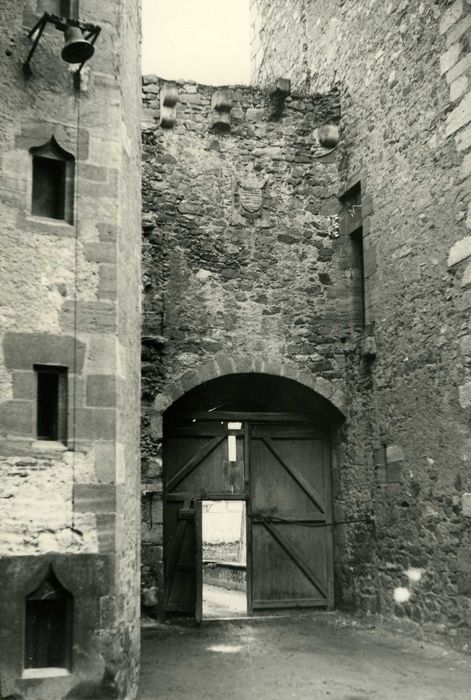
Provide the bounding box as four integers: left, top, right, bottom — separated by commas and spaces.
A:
163, 413, 334, 619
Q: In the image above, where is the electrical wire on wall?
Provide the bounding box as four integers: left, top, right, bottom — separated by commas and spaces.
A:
71, 71, 82, 539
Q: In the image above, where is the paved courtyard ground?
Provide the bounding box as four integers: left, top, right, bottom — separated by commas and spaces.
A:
203, 583, 247, 619
138, 612, 471, 700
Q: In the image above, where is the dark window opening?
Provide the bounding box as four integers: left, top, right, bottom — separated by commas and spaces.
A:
24, 569, 73, 670
340, 181, 366, 328
30, 138, 75, 224
35, 366, 68, 443
32, 157, 66, 220
340, 182, 362, 237
351, 227, 366, 328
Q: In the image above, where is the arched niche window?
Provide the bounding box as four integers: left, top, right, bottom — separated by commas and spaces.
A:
30, 137, 75, 224
37, 0, 79, 18
24, 568, 73, 672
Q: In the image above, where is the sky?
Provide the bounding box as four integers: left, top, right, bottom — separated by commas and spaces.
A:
141, 0, 251, 85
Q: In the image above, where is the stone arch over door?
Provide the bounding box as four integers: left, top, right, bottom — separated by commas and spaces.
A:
159, 371, 345, 619
150, 353, 346, 439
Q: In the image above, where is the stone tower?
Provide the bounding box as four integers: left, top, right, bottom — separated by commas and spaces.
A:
0, 2, 141, 698
249, 0, 471, 649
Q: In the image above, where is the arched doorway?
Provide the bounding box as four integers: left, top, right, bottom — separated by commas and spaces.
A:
162, 373, 342, 621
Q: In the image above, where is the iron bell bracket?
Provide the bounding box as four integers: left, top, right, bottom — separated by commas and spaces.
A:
23, 12, 101, 77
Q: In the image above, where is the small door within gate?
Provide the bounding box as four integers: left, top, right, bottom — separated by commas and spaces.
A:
163, 414, 333, 618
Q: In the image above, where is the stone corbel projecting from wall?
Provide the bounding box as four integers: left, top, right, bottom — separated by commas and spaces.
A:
312, 124, 340, 158
210, 91, 233, 133
269, 77, 291, 120
159, 84, 179, 128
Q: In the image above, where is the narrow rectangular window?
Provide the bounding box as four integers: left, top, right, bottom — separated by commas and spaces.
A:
24, 569, 73, 672
35, 366, 68, 443
351, 227, 366, 328
32, 156, 67, 221
30, 138, 75, 224
341, 182, 362, 237
341, 181, 367, 328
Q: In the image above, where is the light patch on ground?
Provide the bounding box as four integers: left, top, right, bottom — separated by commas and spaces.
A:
405, 567, 423, 583
207, 644, 243, 654
394, 587, 411, 603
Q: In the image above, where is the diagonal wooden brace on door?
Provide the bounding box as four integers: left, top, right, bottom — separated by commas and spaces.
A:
262, 520, 327, 598
263, 437, 326, 513
164, 499, 194, 609
167, 436, 225, 492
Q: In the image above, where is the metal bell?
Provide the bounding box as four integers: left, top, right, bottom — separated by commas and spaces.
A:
61, 26, 94, 64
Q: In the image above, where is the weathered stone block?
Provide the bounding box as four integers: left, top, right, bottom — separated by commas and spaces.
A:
459, 334, 471, 354
60, 301, 117, 334
0, 400, 33, 436
459, 382, 471, 408
461, 262, 471, 289
386, 445, 404, 463
440, 42, 462, 75
463, 493, 471, 516
440, 0, 464, 35
12, 370, 34, 399
450, 75, 469, 102
447, 12, 471, 46
446, 52, 471, 85
98, 263, 117, 299
446, 90, 471, 136
94, 442, 117, 483
96, 513, 116, 553
460, 151, 471, 180
79, 163, 110, 182
84, 242, 116, 264
74, 483, 117, 514
86, 335, 117, 375
448, 236, 471, 267
75, 407, 116, 441
86, 375, 117, 407
3, 332, 86, 371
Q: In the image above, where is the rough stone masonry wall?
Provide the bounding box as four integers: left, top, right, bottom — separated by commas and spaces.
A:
251, 0, 471, 650
141, 77, 380, 615
0, 1, 141, 698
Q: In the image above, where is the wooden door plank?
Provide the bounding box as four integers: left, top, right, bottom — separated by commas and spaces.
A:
251, 426, 323, 439
185, 411, 314, 423
252, 597, 327, 609
251, 512, 326, 523
167, 436, 224, 492
166, 491, 247, 501
245, 421, 253, 615
262, 521, 327, 598
195, 501, 202, 624
263, 437, 326, 514
164, 517, 188, 609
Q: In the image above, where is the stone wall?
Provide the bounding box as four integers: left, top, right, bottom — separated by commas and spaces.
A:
0, 1, 141, 698
251, 0, 471, 650
141, 76, 381, 616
